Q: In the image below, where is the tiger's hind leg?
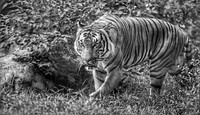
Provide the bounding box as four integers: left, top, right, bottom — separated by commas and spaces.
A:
150, 54, 185, 95
149, 68, 167, 96
149, 59, 174, 96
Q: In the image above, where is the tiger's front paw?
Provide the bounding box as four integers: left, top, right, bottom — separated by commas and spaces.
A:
89, 88, 104, 99
89, 90, 100, 98
89, 83, 110, 98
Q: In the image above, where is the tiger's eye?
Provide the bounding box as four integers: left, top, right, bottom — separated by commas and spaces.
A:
96, 51, 100, 54
79, 42, 84, 47
83, 33, 88, 37
96, 43, 102, 48
92, 33, 96, 37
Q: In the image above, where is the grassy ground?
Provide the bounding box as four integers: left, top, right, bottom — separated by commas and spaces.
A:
0, 74, 199, 115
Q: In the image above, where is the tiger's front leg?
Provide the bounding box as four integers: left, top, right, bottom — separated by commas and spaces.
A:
92, 70, 107, 91
90, 69, 122, 98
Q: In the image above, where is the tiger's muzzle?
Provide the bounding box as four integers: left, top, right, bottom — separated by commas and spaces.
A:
84, 58, 104, 70
83, 58, 97, 70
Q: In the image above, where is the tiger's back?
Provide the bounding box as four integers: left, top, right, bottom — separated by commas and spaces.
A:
96, 15, 187, 69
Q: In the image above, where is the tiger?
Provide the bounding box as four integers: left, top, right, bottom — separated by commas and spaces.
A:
74, 14, 192, 98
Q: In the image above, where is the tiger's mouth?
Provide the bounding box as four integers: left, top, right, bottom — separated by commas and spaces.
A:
84, 58, 104, 70
85, 59, 98, 70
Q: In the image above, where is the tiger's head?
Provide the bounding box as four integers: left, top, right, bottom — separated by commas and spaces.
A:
74, 22, 116, 69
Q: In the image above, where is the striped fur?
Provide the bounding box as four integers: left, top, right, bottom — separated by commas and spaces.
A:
74, 14, 192, 98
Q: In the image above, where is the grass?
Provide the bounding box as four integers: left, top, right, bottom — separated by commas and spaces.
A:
0, 74, 199, 115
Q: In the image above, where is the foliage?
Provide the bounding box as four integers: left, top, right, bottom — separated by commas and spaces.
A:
0, 0, 92, 91
0, 0, 199, 114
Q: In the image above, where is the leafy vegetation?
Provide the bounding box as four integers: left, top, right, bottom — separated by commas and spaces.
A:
0, 0, 199, 114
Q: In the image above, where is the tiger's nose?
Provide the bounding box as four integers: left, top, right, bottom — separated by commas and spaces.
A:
83, 54, 92, 62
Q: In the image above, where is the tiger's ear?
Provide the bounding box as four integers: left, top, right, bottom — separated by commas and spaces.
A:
77, 21, 85, 31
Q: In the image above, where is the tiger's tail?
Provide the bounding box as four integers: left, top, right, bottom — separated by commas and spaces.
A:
183, 36, 193, 69
169, 36, 193, 76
